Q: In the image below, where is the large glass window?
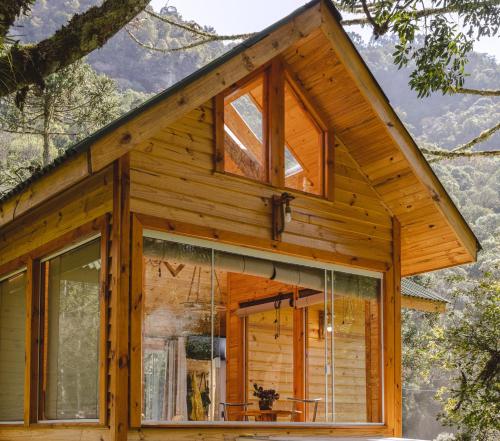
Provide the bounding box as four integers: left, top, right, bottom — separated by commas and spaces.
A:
41, 238, 101, 420
0, 271, 26, 422
305, 272, 382, 423
141, 235, 382, 424
142, 239, 212, 422
223, 74, 267, 182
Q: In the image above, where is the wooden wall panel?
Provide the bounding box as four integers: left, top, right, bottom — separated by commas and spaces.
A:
129, 104, 392, 272
0, 167, 113, 267
281, 16, 477, 275
0, 153, 90, 229
0, 427, 110, 441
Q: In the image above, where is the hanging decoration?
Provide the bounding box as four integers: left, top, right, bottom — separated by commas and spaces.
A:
274, 297, 282, 339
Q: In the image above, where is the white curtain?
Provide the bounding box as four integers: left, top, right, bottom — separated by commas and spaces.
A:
162, 337, 187, 420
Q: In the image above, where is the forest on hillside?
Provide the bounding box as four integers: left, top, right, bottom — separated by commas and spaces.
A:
0, 2, 498, 440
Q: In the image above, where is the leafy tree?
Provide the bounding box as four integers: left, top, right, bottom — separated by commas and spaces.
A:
0, 60, 120, 166
432, 275, 500, 440
0, 131, 40, 196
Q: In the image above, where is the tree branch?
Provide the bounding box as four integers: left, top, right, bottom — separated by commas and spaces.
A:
127, 9, 256, 53
452, 87, 500, 97
0, 0, 34, 40
341, 1, 500, 27
451, 121, 500, 153
421, 147, 500, 162
0, 0, 149, 97
145, 9, 254, 41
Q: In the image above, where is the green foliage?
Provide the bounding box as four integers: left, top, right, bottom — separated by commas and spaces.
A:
0, 60, 121, 165
339, 0, 500, 96
432, 276, 500, 440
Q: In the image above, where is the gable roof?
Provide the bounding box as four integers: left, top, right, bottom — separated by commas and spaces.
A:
0, 0, 479, 276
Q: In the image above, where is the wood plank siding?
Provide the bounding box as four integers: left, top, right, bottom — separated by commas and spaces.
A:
0, 165, 113, 267
129, 101, 393, 272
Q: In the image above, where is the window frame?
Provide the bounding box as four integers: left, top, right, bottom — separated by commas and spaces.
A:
214, 58, 334, 201
0, 216, 109, 428
131, 222, 386, 429
215, 65, 271, 185
38, 234, 104, 423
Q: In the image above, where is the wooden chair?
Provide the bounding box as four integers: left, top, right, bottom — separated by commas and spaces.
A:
287, 397, 322, 422
219, 402, 252, 421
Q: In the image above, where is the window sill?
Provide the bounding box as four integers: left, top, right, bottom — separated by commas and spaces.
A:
31, 420, 104, 428
139, 421, 386, 429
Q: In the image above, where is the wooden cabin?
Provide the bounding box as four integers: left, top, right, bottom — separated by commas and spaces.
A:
0, 1, 479, 440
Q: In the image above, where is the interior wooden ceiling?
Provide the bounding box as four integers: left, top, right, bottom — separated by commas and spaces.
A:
281, 28, 478, 276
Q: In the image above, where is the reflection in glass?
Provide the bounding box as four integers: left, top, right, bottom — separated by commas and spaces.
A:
141, 236, 382, 424
223, 74, 267, 182
0, 271, 26, 421
43, 239, 101, 420
142, 239, 212, 422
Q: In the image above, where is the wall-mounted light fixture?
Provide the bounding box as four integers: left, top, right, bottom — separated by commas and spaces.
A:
272, 192, 295, 241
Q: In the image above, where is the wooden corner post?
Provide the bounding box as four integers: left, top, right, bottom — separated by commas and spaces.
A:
393, 217, 402, 436
110, 154, 131, 441
129, 214, 144, 428
383, 216, 402, 436
24, 257, 40, 426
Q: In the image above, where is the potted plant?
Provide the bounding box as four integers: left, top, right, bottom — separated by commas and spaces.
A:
253, 383, 279, 410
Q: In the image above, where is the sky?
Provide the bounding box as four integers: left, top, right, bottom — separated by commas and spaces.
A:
150, 0, 500, 61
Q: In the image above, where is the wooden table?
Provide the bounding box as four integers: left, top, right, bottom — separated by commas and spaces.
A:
244, 409, 301, 422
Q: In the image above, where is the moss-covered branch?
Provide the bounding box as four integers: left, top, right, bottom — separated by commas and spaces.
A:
0, 0, 149, 97
451, 121, 500, 153
453, 88, 500, 97
0, 1, 34, 40
422, 148, 500, 162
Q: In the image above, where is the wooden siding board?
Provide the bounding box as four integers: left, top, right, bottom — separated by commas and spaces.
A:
0, 153, 90, 229
0, 167, 113, 266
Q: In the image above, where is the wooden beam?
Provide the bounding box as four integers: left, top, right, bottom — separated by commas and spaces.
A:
325, 130, 335, 201
135, 213, 390, 273
0, 153, 90, 229
293, 299, 305, 421
224, 133, 263, 180
129, 215, 143, 428
24, 257, 40, 426
109, 155, 131, 441
382, 219, 397, 435
225, 104, 264, 164
90, 3, 322, 172
99, 216, 111, 426
393, 217, 402, 436
214, 94, 225, 173
268, 58, 285, 187
319, 0, 477, 262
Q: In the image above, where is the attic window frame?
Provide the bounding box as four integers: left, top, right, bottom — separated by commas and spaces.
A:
215, 66, 270, 184
214, 58, 334, 201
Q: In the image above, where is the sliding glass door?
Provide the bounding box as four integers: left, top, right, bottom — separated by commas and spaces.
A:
141, 233, 382, 424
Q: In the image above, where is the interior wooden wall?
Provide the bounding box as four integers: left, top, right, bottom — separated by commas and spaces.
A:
225, 273, 381, 424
